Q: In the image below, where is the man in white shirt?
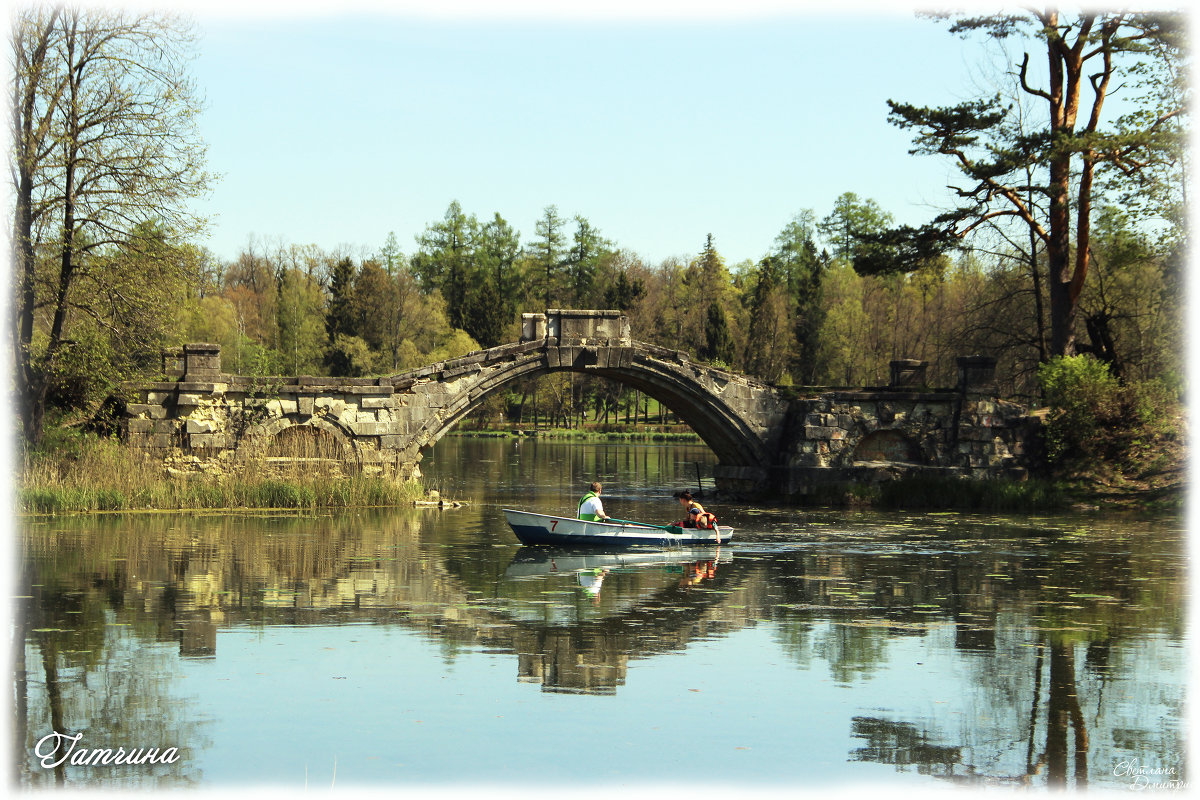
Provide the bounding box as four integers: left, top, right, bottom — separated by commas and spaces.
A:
577, 482, 609, 522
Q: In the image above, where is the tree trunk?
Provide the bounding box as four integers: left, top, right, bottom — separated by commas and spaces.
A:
12, 11, 63, 449
1046, 93, 1077, 356
1043, 10, 1090, 358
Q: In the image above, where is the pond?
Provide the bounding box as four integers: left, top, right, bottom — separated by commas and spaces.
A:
14, 437, 1188, 791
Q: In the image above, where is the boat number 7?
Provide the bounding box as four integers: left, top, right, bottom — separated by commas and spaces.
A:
551, 519, 558, 531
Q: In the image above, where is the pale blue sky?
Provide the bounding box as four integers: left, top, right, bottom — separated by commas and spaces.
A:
188, 2, 995, 267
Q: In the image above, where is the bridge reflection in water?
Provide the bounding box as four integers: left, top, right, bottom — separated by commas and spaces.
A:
16, 506, 1186, 788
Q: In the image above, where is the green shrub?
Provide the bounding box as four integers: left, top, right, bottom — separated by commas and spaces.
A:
1037, 355, 1181, 476
1037, 355, 1120, 463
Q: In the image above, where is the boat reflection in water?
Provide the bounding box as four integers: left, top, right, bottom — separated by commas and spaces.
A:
500, 546, 733, 694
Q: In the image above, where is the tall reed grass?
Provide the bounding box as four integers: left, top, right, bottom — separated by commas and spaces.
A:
17, 431, 428, 515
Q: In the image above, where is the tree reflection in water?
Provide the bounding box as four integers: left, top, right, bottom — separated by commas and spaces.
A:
847, 635, 1095, 787
16, 567, 206, 787
850, 717, 963, 776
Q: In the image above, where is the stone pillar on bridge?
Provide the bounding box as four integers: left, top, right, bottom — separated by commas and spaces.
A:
522, 310, 632, 344
521, 313, 547, 342
183, 343, 223, 378
956, 355, 997, 394
888, 359, 928, 389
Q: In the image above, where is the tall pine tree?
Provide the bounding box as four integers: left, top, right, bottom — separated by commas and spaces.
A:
532, 205, 567, 308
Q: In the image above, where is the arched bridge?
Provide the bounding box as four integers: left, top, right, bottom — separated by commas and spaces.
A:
125, 310, 788, 488
124, 309, 1037, 497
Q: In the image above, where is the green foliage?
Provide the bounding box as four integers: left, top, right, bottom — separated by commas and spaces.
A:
476, 213, 523, 326
414, 200, 477, 330
463, 273, 505, 349
603, 270, 644, 310
11, 8, 212, 446
327, 334, 374, 377
851, 224, 957, 276
1076, 205, 1184, 384
532, 204, 568, 308
394, 339, 424, 371
413, 203, 525, 348
428, 329, 482, 363
208, 335, 275, 378
887, 11, 1187, 358
275, 267, 327, 374
743, 255, 794, 383
565, 216, 613, 306
351, 260, 396, 352
817, 192, 894, 264
43, 328, 128, 413
700, 302, 736, 365
325, 257, 357, 342
774, 212, 826, 384
814, 263, 869, 385
676, 235, 741, 367
1037, 355, 1180, 481
1038, 356, 1120, 463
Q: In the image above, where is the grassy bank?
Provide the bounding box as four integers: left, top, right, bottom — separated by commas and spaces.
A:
17, 431, 428, 515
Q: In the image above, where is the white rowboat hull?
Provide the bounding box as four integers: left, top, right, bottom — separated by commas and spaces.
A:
503, 509, 731, 547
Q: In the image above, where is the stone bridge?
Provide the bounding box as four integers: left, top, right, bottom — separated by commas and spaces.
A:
123, 309, 1037, 498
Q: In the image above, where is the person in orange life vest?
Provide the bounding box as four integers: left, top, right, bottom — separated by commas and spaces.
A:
577, 482, 610, 522
673, 490, 717, 529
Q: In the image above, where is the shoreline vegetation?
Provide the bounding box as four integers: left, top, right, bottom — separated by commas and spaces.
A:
16, 430, 430, 515
15, 424, 1183, 517
14, 425, 703, 516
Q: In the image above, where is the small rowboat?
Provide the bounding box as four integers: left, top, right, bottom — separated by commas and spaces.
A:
503, 509, 732, 547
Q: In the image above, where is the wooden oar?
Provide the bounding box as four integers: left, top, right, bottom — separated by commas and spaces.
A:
607, 517, 684, 534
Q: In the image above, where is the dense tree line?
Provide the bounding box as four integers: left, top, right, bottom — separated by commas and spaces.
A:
152, 181, 1189, 422
11, 8, 1187, 450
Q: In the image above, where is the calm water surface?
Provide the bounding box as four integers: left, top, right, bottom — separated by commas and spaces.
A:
15, 438, 1188, 791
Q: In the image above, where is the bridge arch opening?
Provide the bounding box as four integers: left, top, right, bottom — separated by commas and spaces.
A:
268, 424, 344, 461
242, 418, 360, 475
410, 355, 771, 474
